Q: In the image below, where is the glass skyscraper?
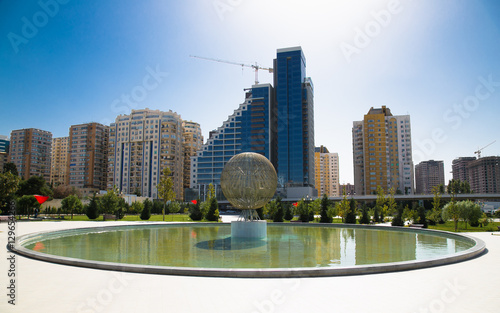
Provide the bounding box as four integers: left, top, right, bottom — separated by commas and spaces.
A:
274, 47, 315, 188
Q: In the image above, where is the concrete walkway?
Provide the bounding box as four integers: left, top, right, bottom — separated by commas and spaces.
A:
1, 221, 499, 313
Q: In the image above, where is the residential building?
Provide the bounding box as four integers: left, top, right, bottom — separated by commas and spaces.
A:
314, 146, 340, 197
190, 84, 275, 199
467, 156, 499, 194
340, 183, 356, 196
50, 137, 69, 186
415, 160, 445, 194
108, 109, 184, 199
182, 120, 203, 197
353, 106, 414, 195
0, 135, 9, 153
67, 123, 109, 195
9, 128, 52, 182
451, 157, 476, 183
275, 47, 315, 192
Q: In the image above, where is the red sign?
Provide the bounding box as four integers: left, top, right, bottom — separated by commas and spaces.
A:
191, 200, 198, 205
292, 202, 298, 207
34, 195, 49, 205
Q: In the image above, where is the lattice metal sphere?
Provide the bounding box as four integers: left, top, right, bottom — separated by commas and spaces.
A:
220, 152, 277, 210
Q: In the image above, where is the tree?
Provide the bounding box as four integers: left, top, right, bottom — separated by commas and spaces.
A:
0, 172, 21, 211
375, 186, 388, 222
17, 176, 52, 197
3, 162, 18, 176
391, 205, 404, 226
417, 206, 428, 228
129, 201, 144, 214
447, 179, 471, 194
61, 194, 83, 220
345, 198, 357, 224
273, 197, 284, 222
296, 199, 311, 222
169, 201, 181, 214
428, 185, 443, 225
456, 200, 482, 229
17, 195, 39, 218
284, 203, 294, 221
319, 194, 332, 223
100, 187, 121, 214
189, 199, 202, 221
386, 188, 397, 217
205, 197, 219, 221
140, 200, 151, 220
157, 167, 176, 221
442, 199, 460, 231
85, 194, 99, 220
359, 204, 371, 224
53, 185, 80, 199
335, 191, 350, 223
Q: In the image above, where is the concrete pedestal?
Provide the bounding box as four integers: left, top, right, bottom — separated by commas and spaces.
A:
231, 220, 267, 239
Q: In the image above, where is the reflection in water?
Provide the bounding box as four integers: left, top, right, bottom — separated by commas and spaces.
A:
24, 225, 475, 269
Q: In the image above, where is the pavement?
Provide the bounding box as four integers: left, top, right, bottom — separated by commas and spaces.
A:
1, 219, 499, 313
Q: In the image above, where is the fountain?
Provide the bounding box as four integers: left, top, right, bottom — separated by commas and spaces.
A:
220, 152, 277, 239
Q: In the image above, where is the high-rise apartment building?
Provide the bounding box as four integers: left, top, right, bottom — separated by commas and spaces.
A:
314, 146, 340, 197
9, 128, 52, 182
451, 157, 476, 183
353, 106, 414, 195
190, 84, 275, 199
0, 135, 10, 172
415, 160, 445, 194
108, 109, 184, 199
275, 47, 315, 189
50, 137, 69, 186
182, 121, 203, 196
467, 156, 499, 194
67, 123, 108, 194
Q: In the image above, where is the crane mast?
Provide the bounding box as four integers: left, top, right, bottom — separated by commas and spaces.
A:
474, 140, 496, 158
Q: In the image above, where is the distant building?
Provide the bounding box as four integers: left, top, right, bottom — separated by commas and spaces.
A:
9, 128, 52, 182
108, 109, 185, 199
50, 137, 69, 186
340, 183, 356, 196
415, 160, 445, 194
451, 157, 476, 183
314, 146, 340, 197
353, 106, 414, 195
182, 120, 203, 197
0, 135, 9, 153
467, 156, 499, 194
67, 123, 109, 195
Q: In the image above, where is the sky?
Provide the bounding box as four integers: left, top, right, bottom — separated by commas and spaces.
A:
1, 0, 500, 185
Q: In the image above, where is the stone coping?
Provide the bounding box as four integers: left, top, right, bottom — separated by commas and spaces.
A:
9, 223, 486, 278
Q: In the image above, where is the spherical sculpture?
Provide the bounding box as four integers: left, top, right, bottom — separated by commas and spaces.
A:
220, 152, 277, 210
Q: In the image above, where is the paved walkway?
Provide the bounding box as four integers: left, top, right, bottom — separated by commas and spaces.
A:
1, 221, 499, 313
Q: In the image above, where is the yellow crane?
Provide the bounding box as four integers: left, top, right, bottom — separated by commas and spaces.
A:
474, 140, 496, 158
190, 55, 273, 85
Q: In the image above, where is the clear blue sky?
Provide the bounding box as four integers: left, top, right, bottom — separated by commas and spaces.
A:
1, 0, 499, 184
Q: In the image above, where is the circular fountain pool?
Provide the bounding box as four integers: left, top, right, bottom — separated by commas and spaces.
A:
11, 223, 485, 278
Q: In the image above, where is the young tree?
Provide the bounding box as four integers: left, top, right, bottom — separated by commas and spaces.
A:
296, 199, 311, 222
427, 185, 443, 225
417, 206, 428, 228
85, 194, 100, 220
319, 194, 332, 223
456, 200, 482, 229
273, 197, 284, 222
189, 199, 203, 221
284, 203, 294, 221
157, 167, 176, 221
359, 204, 371, 224
442, 199, 460, 232
375, 186, 388, 222
345, 198, 357, 224
61, 194, 83, 220
100, 187, 121, 214
140, 200, 151, 220
17, 195, 39, 218
205, 197, 219, 221
0, 172, 20, 211
129, 201, 144, 214
391, 204, 405, 226
169, 201, 181, 214
336, 191, 350, 223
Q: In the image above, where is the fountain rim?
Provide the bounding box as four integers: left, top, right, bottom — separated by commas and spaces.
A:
9, 223, 486, 278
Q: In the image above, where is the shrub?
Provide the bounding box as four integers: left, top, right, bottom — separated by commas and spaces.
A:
189, 199, 202, 221
205, 198, 219, 221
284, 205, 293, 221
85, 195, 99, 220
140, 202, 151, 220
359, 205, 371, 224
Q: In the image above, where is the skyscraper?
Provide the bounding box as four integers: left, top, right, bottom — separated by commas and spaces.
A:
0, 135, 10, 172
182, 120, 203, 196
50, 137, 69, 186
415, 160, 445, 194
67, 123, 109, 195
467, 156, 499, 194
108, 109, 185, 199
274, 47, 315, 191
9, 128, 52, 182
451, 157, 476, 183
314, 146, 340, 197
353, 106, 414, 195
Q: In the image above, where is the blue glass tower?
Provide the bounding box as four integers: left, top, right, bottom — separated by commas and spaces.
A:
274, 47, 315, 188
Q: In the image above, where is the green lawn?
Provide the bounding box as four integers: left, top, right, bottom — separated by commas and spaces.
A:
428, 221, 500, 232
21, 213, 198, 222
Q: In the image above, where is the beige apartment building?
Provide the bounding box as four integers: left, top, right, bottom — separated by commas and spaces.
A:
50, 137, 69, 186
182, 120, 203, 197
353, 106, 414, 195
467, 156, 499, 194
314, 146, 340, 197
67, 123, 109, 195
415, 160, 445, 194
107, 109, 185, 199
9, 128, 52, 182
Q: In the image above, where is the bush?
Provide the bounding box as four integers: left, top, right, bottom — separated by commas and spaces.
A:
140, 202, 151, 220
284, 205, 293, 221
359, 205, 371, 224
391, 206, 404, 227
205, 198, 219, 221
85, 195, 99, 220
319, 194, 332, 223
189, 200, 202, 221
273, 197, 284, 222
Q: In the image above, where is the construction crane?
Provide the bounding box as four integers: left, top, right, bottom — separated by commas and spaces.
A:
474, 140, 496, 158
189, 55, 273, 85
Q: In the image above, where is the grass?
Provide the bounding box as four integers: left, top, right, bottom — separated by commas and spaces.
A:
17, 213, 200, 222
428, 221, 500, 233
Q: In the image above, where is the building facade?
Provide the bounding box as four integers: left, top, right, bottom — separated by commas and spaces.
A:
451, 157, 476, 183
9, 128, 52, 182
353, 106, 414, 195
67, 123, 109, 194
467, 156, 499, 194
275, 47, 315, 189
415, 160, 445, 194
107, 109, 184, 199
50, 137, 69, 186
182, 120, 203, 197
0, 135, 10, 172
314, 146, 340, 197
